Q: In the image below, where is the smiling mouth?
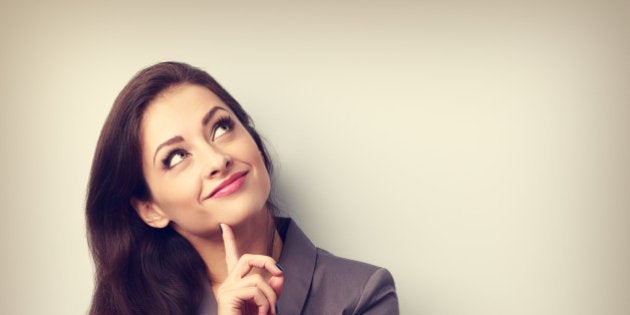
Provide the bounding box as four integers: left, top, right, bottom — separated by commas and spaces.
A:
208, 171, 248, 199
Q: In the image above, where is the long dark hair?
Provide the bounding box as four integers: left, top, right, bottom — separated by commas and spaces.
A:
86, 62, 274, 314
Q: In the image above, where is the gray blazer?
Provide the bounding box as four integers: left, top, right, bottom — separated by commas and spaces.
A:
199, 217, 399, 314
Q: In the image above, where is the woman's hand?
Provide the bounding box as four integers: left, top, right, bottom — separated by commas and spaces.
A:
216, 223, 284, 315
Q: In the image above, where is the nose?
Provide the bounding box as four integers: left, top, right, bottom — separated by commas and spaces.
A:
202, 146, 232, 178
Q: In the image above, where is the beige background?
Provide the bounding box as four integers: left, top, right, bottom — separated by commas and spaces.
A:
1, 0, 629, 314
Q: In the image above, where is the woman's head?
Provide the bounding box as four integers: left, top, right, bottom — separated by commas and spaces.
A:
86, 61, 274, 285
133, 83, 272, 242
90, 63, 272, 208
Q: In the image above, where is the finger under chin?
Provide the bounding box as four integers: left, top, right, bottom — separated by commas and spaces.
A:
220, 223, 239, 272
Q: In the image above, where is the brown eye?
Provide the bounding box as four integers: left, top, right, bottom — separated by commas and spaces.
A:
212, 116, 234, 141
213, 125, 230, 140
163, 150, 188, 169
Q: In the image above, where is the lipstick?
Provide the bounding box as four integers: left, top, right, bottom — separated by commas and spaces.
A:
208, 171, 248, 199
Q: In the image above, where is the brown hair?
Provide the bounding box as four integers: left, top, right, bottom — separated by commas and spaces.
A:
86, 62, 274, 314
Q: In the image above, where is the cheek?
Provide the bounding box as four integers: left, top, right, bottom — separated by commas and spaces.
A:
151, 173, 200, 210
255, 152, 272, 196
241, 140, 271, 195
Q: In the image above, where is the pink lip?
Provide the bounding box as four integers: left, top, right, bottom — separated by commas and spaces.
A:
207, 171, 248, 199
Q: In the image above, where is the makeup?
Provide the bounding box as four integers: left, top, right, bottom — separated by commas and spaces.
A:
208, 171, 248, 199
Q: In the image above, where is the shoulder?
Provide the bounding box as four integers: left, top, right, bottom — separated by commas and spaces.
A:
305, 248, 399, 314
276, 217, 399, 314
313, 248, 384, 285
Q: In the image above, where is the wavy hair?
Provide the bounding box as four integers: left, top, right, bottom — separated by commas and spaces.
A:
86, 62, 274, 314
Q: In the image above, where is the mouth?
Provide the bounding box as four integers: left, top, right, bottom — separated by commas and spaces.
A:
207, 171, 248, 199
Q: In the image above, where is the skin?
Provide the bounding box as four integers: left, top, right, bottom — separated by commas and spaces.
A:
132, 83, 283, 314
220, 224, 284, 315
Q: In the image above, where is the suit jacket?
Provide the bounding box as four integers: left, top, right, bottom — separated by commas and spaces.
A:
198, 217, 399, 314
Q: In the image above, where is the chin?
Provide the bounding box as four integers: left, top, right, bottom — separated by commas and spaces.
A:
220, 199, 268, 223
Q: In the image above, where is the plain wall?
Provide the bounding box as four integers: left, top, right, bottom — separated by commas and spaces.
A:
1, 1, 628, 314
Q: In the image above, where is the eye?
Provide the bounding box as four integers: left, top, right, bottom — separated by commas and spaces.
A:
212, 116, 234, 141
162, 149, 189, 169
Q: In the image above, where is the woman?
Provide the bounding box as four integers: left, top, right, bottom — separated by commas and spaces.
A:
86, 61, 398, 314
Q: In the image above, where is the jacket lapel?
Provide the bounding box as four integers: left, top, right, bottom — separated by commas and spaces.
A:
277, 218, 317, 314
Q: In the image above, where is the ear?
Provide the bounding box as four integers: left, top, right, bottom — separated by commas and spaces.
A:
131, 198, 170, 228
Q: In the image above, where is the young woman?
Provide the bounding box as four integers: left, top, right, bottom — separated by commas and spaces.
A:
86, 62, 398, 314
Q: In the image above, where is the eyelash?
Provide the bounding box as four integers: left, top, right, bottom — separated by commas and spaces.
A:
212, 115, 234, 140
162, 149, 189, 170
161, 115, 235, 170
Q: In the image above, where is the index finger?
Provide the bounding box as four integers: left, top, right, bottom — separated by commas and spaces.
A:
220, 223, 239, 273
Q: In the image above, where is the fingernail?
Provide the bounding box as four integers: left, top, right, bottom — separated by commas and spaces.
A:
275, 263, 284, 272
218, 224, 223, 234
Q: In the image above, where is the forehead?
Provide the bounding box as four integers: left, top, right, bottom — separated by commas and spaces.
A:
143, 84, 234, 124
147, 84, 230, 116
140, 84, 233, 143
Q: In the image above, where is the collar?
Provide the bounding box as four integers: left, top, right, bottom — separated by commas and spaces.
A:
198, 217, 316, 314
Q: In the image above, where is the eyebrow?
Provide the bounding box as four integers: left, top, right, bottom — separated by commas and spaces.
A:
152, 106, 229, 165
153, 136, 184, 165
202, 106, 228, 126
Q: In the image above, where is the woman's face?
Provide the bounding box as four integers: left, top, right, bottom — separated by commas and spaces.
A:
134, 84, 271, 241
